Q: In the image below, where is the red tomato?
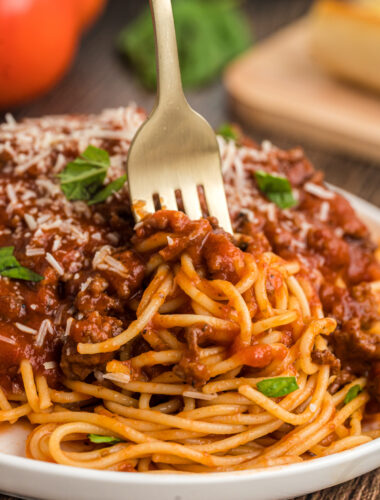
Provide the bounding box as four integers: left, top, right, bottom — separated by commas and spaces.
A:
79, 0, 107, 30
0, 0, 79, 109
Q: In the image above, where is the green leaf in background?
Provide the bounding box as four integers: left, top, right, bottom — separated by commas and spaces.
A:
344, 384, 362, 405
217, 123, 239, 141
254, 170, 297, 210
256, 377, 299, 398
0, 246, 44, 282
118, 0, 253, 90
88, 434, 121, 445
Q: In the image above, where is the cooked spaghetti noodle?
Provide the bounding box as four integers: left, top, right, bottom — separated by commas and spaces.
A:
0, 107, 379, 473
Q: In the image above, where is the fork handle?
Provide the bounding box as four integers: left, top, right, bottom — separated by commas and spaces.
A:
150, 0, 187, 109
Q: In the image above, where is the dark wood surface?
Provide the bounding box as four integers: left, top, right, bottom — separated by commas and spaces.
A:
0, 1, 379, 499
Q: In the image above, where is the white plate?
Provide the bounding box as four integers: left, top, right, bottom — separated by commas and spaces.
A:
0, 187, 379, 500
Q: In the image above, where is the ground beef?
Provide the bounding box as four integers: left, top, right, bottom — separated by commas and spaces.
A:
100, 250, 145, 300
60, 311, 123, 380
173, 327, 211, 387
311, 349, 341, 374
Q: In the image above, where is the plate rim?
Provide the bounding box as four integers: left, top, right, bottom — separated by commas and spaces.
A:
0, 431, 379, 486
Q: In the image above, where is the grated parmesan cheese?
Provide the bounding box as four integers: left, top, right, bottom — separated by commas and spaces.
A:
319, 201, 330, 222
103, 372, 131, 384
43, 361, 57, 370
6, 184, 17, 205
46, 253, 64, 275
35, 319, 53, 347
64, 317, 74, 337
0, 334, 16, 345
24, 213, 37, 230
304, 182, 335, 200
14, 323, 37, 335
26, 247, 45, 257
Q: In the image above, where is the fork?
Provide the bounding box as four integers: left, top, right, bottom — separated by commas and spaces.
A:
127, 0, 232, 233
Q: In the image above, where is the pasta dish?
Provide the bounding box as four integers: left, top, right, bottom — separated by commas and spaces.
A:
0, 106, 379, 473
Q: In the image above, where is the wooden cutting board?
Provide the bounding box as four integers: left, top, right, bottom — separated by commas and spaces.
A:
224, 19, 380, 162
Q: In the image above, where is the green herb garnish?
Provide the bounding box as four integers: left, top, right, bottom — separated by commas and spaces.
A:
254, 170, 297, 210
256, 377, 299, 398
88, 175, 127, 205
58, 146, 126, 204
0, 247, 43, 282
118, 0, 252, 90
217, 123, 238, 141
344, 385, 362, 405
88, 434, 121, 445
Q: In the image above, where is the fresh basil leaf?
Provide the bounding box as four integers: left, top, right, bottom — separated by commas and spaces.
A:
0, 255, 21, 272
59, 164, 107, 201
1, 267, 44, 282
256, 376, 299, 398
0, 247, 44, 282
344, 384, 362, 405
0, 246, 14, 258
254, 170, 297, 209
88, 434, 121, 445
118, 0, 253, 90
88, 175, 127, 205
80, 145, 110, 167
217, 124, 238, 141
59, 146, 124, 205
268, 191, 297, 210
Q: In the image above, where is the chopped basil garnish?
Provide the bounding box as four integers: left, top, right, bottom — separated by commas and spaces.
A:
0, 247, 43, 282
344, 384, 362, 405
59, 145, 126, 205
217, 123, 238, 141
88, 175, 127, 205
254, 170, 297, 210
256, 376, 299, 398
88, 434, 121, 445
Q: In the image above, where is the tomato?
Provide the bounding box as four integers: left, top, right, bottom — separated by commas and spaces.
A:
0, 0, 79, 109
78, 0, 107, 30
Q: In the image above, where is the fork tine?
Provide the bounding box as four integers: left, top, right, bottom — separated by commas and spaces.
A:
202, 181, 232, 233
158, 187, 178, 211
181, 184, 203, 220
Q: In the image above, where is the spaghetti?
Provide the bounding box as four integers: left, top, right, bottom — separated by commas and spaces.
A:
0, 211, 377, 473
0, 107, 379, 474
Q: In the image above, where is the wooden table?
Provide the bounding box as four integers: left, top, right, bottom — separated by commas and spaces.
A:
1, 1, 379, 499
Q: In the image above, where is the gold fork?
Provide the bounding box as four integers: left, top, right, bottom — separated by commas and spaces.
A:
127, 0, 232, 233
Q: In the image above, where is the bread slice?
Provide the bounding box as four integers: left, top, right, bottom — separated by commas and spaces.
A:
310, 0, 380, 93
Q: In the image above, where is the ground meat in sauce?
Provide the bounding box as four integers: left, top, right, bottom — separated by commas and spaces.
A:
0, 108, 379, 402
99, 249, 145, 299
60, 311, 123, 380
173, 326, 211, 387
74, 274, 122, 315
368, 362, 380, 402
311, 349, 341, 374
202, 231, 245, 283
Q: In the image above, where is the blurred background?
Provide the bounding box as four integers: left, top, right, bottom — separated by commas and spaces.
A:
0, 0, 379, 205
0, 0, 314, 121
